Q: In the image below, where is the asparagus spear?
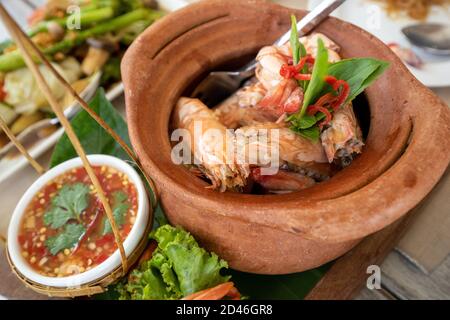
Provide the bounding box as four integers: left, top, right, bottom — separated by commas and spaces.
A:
0, 3, 118, 54
29, 6, 116, 36
0, 8, 161, 72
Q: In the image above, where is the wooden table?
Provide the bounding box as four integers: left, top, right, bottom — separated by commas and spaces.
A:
1, 0, 449, 300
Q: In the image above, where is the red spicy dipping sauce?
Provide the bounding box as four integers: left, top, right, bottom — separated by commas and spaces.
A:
18, 165, 138, 277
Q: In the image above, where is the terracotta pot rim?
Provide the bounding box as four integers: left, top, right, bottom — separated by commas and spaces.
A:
122, 0, 450, 244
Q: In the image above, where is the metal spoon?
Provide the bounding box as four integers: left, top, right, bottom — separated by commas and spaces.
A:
402, 23, 450, 56
192, 0, 347, 107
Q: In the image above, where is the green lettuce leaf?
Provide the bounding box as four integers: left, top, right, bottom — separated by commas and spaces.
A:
118, 225, 230, 300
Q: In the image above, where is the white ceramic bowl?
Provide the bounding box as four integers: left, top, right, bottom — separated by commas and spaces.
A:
7, 155, 150, 288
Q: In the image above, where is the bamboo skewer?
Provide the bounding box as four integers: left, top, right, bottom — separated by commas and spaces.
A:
0, 4, 129, 274
0, 115, 46, 175
0, 10, 158, 208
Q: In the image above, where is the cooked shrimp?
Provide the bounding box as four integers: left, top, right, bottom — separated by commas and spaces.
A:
254, 33, 341, 119
300, 33, 341, 62
255, 44, 291, 91
251, 167, 316, 193
257, 78, 303, 118
214, 82, 273, 128
173, 98, 249, 192
235, 123, 331, 178
255, 33, 341, 92
320, 103, 364, 165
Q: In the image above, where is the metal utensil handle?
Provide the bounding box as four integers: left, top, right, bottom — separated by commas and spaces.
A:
275, 0, 346, 46
239, 0, 346, 73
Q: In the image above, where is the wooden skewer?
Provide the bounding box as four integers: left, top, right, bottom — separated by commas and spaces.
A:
0, 11, 159, 208
0, 233, 7, 245
0, 115, 45, 175
0, 4, 129, 274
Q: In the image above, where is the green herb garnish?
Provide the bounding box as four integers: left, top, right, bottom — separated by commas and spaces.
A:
327, 58, 390, 102
45, 223, 86, 255
290, 15, 308, 90
288, 38, 329, 141
103, 191, 130, 235
287, 38, 390, 141
300, 38, 329, 118
290, 15, 301, 65
43, 183, 90, 229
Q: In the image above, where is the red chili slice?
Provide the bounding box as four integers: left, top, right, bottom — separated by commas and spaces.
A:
325, 76, 350, 110
95, 233, 115, 247
294, 73, 312, 81
312, 92, 336, 108
93, 253, 109, 265
280, 55, 315, 80
308, 105, 332, 127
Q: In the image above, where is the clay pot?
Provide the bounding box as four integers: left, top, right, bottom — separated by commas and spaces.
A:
122, 0, 450, 274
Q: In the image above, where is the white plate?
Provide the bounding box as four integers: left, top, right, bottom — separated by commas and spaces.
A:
0, 0, 192, 184
0, 84, 123, 184
308, 0, 450, 88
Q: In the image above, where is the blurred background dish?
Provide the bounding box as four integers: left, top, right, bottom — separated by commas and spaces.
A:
308, 0, 450, 87
0, 0, 179, 183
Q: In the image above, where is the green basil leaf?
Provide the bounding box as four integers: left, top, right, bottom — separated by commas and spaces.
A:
291, 114, 318, 130
328, 58, 390, 102
290, 15, 301, 65
297, 126, 321, 142
299, 42, 309, 90
301, 38, 329, 117
315, 112, 326, 121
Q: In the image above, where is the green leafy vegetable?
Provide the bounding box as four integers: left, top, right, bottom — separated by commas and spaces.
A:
291, 114, 317, 130
118, 225, 230, 300
0, 8, 163, 72
301, 38, 329, 117
327, 58, 390, 102
50, 88, 131, 167
44, 183, 90, 229
45, 223, 86, 255
297, 126, 321, 142
100, 57, 122, 86
288, 38, 329, 140
288, 43, 390, 141
289, 15, 308, 90
290, 15, 301, 65
103, 191, 130, 235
